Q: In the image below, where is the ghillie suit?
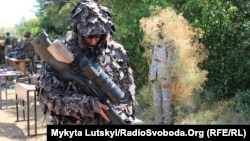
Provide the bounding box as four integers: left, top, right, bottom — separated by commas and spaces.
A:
36, 0, 139, 125
140, 7, 208, 124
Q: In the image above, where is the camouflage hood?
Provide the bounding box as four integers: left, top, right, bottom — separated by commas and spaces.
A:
71, 0, 115, 37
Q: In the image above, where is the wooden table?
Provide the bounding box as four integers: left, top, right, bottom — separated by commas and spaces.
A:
15, 82, 37, 136
7, 57, 31, 74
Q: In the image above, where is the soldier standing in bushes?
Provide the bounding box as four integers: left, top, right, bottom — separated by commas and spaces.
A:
148, 18, 175, 124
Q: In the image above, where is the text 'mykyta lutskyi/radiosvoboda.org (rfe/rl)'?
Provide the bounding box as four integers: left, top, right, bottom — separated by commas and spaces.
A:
46, 125, 250, 140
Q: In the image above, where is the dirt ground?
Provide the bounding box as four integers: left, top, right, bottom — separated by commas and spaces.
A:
0, 88, 50, 141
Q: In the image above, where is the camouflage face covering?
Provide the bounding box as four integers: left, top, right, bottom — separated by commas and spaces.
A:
71, 0, 115, 37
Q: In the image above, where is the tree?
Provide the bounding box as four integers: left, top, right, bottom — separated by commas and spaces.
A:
170, 0, 250, 100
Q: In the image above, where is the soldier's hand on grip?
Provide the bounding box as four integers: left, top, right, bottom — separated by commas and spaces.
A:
96, 101, 110, 122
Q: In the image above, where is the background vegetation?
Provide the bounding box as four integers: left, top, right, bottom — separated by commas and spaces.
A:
1, 0, 249, 124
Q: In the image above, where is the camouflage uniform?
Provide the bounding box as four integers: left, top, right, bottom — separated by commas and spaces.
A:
22, 31, 36, 73
148, 43, 174, 124
37, 0, 138, 125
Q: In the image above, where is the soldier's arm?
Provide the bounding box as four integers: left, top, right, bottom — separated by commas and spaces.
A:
37, 64, 111, 122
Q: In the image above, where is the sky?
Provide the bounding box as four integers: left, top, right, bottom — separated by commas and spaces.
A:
0, 0, 38, 26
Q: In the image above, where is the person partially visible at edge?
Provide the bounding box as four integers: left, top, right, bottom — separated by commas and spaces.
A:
22, 31, 37, 73
0, 35, 5, 64
148, 19, 175, 125
37, 0, 141, 125
4, 32, 12, 65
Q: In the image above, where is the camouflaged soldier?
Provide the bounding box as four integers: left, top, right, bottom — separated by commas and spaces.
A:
22, 31, 37, 73
148, 19, 175, 125
37, 0, 138, 125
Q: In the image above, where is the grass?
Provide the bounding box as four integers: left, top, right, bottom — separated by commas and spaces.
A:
137, 92, 250, 125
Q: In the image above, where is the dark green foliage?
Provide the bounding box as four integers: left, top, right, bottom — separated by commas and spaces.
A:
170, 0, 250, 100
230, 90, 250, 110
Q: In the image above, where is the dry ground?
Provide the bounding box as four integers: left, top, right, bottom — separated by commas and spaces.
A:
0, 88, 50, 141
